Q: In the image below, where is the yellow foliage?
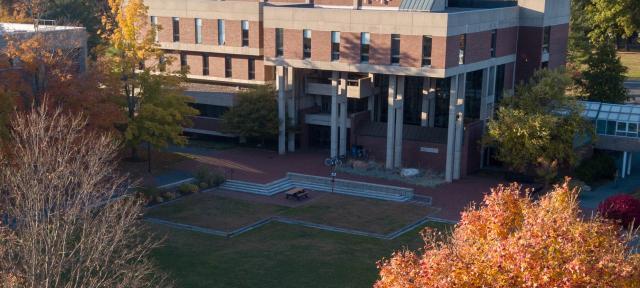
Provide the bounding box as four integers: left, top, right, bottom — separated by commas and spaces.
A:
376, 179, 640, 288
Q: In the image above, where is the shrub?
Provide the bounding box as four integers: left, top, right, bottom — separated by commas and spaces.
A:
136, 187, 164, 204
154, 196, 164, 204
162, 191, 176, 200
575, 152, 616, 184
598, 194, 640, 228
199, 182, 209, 189
194, 168, 226, 188
178, 183, 199, 195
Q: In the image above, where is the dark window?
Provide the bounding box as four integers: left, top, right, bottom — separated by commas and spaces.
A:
458, 34, 466, 64
490, 29, 497, 58
464, 69, 484, 122
434, 77, 451, 128
241, 20, 249, 47
543, 26, 550, 54
275, 28, 284, 57
180, 53, 187, 70
195, 18, 203, 44
202, 54, 209, 75
189, 103, 229, 118
225, 56, 232, 78
391, 34, 400, 64
248, 58, 255, 80
303, 29, 312, 59
360, 32, 370, 63
422, 36, 432, 66
172, 17, 180, 42
331, 31, 340, 61
495, 64, 506, 103
541, 61, 549, 69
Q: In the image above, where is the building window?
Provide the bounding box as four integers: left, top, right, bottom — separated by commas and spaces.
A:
225, 56, 232, 78
458, 34, 466, 65
303, 29, 312, 59
275, 28, 284, 57
218, 19, 225, 45
490, 29, 497, 58
331, 31, 340, 61
360, 32, 370, 63
542, 26, 551, 54
248, 58, 255, 80
150, 16, 158, 42
180, 53, 187, 70
189, 103, 229, 119
422, 36, 432, 66
202, 54, 209, 75
195, 18, 203, 44
241, 20, 249, 47
172, 17, 180, 42
159, 55, 166, 72
390, 34, 400, 65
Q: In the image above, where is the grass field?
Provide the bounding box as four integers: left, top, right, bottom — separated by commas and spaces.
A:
150, 221, 452, 288
619, 51, 640, 79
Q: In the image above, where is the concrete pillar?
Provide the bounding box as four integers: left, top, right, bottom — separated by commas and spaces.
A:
479, 68, 490, 121
453, 73, 466, 180
394, 76, 405, 168
277, 66, 287, 155
287, 68, 296, 152
627, 152, 633, 176
445, 75, 459, 182
339, 72, 348, 157
386, 75, 397, 169
330, 71, 339, 158
621, 152, 628, 179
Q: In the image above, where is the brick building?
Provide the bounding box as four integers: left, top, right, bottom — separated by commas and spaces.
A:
146, 0, 570, 182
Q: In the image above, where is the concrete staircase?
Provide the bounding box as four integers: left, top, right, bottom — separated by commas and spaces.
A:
220, 172, 418, 202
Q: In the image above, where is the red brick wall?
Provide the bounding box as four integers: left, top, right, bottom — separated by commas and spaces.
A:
516, 26, 543, 83
249, 21, 261, 49
284, 29, 303, 59
341, 32, 360, 64
496, 27, 517, 57
431, 36, 447, 69
264, 28, 276, 58
232, 56, 248, 79
157, 16, 173, 42
165, 52, 182, 72
311, 30, 331, 62
186, 53, 203, 75
465, 30, 491, 64
210, 55, 226, 78
225, 20, 242, 47
400, 35, 422, 68
445, 35, 460, 68
202, 19, 217, 45
179, 17, 196, 44
369, 33, 390, 65
549, 23, 569, 69
361, 0, 401, 7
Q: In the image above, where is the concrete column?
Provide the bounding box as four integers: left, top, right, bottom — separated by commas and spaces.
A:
339, 72, 348, 157
453, 73, 466, 180
621, 152, 628, 179
330, 71, 339, 158
287, 68, 296, 152
445, 75, 459, 182
386, 75, 397, 169
394, 76, 405, 168
627, 152, 633, 176
479, 68, 490, 121
277, 66, 287, 155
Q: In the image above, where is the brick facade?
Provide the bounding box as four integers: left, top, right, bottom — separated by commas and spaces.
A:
515, 26, 543, 83
399, 35, 422, 68
179, 17, 196, 44
496, 27, 517, 57
341, 32, 360, 64
157, 16, 173, 43
284, 29, 303, 59
465, 31, 492, 64
549, 23, 569, 69
311, 30, 332, 62
264, 28, 276, 58
369, 33, 390, 65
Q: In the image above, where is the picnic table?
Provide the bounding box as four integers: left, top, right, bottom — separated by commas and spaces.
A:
285, 188, 309, 201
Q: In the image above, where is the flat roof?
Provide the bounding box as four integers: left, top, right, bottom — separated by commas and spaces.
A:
0, 23, 84, 35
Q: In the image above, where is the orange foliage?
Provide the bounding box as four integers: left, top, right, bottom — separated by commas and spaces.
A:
376, 179, 640, 288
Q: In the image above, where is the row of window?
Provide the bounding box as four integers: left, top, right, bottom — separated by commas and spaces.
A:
596, 120, 640, 138
275, 29, 501, 66
150, 16, 251, 47
178, 53, 256, 80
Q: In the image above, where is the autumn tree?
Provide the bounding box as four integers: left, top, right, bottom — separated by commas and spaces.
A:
586, 0, 640, 45
376, 179, 640, 288
483, 69, 590, 183
103, 0, 197, 159
0, 105, 169, 287
221, 86, 279, 144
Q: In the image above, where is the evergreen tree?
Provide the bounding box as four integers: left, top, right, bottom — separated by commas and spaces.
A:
580, 44, 628, 103
221, 86, 279, 144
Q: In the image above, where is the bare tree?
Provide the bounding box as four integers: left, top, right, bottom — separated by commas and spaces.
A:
0, 105, 169, 288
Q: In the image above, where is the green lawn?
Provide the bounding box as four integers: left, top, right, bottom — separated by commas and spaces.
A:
146, 193, 289, 231
150, 221, 452, 288
619, 51, 640, 79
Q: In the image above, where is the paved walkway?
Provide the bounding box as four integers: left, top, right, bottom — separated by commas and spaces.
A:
155, 146, 507, 221
579, 152, 639, 213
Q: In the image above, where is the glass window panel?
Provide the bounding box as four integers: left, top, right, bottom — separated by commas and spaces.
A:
606, 121, 616, 135
596, 120, 607, 134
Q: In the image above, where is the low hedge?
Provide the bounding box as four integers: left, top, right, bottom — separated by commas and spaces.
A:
575, 152, 616, 184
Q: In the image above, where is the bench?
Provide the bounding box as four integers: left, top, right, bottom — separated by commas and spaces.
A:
285, 188, 309, 200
